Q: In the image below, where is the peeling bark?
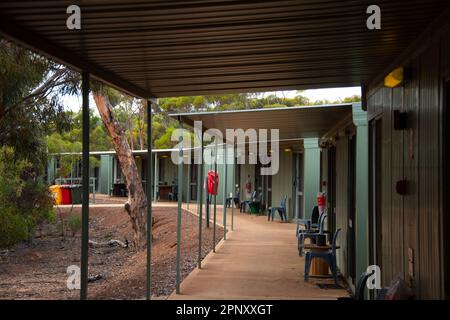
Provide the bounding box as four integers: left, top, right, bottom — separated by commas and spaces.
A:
92, 92, 147, 250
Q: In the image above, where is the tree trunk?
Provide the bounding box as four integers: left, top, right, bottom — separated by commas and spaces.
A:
92, 92, 147, 250
138, 100, 146, 150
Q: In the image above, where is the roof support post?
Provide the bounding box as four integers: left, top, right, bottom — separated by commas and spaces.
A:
231, 144, 235, 231
80, 71, 90, 300
213, 138, 218, 253
222, 144, 228, 240
197, 127, 204, 269
154, 153, 158, 202
146, 99, 153, 300
206, 146, 212, 229
352, 102, 369, 297
303, 138, 321, 220
187, 157, 191, 210
176, 117, 183, 294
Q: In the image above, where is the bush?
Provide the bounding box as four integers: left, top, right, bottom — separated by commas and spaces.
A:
0, 207, 29, 248
67, 213, 82, 236
0, 146, 53, 248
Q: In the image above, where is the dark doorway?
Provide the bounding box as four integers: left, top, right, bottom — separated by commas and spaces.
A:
327, 146, 337, 233
347, 135, 357, 284
261, 163, 272, 213
190, 163, 198, 201
293, 152, 304, 219
443, 80, 450, 299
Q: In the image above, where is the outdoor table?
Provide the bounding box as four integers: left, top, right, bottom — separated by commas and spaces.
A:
303, 244, 340, 277
158, 185, 172, 200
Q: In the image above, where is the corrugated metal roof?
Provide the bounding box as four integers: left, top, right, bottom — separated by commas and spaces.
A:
170, 103, 353, 141
1, 1, 448, 98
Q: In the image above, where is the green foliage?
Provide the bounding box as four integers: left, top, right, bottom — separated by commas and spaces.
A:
67, 213, 82, 236
0, 40, 78, 171
47, 109, 110, 175
46, 81, 361, 152
0, 207, 29, 248
0, 146, 53, 248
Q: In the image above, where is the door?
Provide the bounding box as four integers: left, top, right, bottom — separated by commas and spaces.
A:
190, 163, 198, 201
294, 152, 304, 219
327, 146, 337, 233
261, 164, 272, 212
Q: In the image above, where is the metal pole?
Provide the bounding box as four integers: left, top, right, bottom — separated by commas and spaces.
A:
187, 158, 191, 210
231, 144, 235, 231
222, 144, 227, 240
92, 178, 96, 204
213, 138, 218, 253
80, 71, 90, 300
176, 117, 183, 294
197, 129, 204, 269
146, 99, 153, 300
206, 146, 212, 228
154, 153, 158, 202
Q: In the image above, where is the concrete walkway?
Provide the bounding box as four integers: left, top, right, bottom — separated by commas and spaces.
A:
169, 206, 349, 300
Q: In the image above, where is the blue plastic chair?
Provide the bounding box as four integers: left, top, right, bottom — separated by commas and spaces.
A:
226, 189, 240, 208
354, 272, 370, 300
268, 195, 287, 221
298, 212, 327, 256
296, 206, 320, 237
304, 228, 341, 285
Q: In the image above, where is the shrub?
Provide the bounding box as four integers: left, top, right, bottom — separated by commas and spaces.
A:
67, 213, 82, 236
0, 206, 29, 248
0, 146, 53, 248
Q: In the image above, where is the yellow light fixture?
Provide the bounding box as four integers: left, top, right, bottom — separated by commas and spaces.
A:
384, 67, 404, 88
161, 155, 169, 158
284, 148, 292, 152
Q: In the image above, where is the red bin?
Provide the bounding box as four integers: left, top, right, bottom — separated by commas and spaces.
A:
60, 185, 72, 205
207, 170, 219, 195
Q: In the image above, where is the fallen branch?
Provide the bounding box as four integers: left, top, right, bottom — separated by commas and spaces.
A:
88, 274, 103, 283
88, 239, 129, 249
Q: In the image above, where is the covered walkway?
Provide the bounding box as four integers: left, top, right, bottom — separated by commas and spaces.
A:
169, 206, 349, 300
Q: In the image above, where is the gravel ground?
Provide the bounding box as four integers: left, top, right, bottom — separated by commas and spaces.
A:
0, 206, 222, 300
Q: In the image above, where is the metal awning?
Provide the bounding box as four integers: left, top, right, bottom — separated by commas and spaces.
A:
1, 1, 449, 98
170, 103, 353, 148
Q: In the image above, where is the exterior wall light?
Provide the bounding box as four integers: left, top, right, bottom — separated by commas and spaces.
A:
384, 67, 405, 88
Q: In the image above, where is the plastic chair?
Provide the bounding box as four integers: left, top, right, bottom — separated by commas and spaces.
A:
304, 228, 341, 285
296, 206, 320, 236
298, 213, 327, 256
354, 272, 370, 300
268, 195, 287, 221
338, 272, 370, 300
226, 189, 239, 208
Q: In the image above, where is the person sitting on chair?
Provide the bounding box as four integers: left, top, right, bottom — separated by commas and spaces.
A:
169, 180, 178, 201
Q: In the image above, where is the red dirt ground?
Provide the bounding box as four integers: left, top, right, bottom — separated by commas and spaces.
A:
0, 206, 223, 300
